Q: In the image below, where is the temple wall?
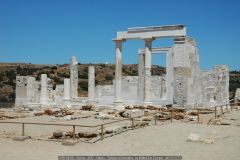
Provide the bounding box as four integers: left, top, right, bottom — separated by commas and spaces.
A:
95, 76, 166, 103
173, 37, 201, 107
201, 65, 229, 106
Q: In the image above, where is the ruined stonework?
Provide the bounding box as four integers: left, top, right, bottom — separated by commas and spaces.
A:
15, 75, 50, 107
201, 65, 229, 106
173, 37, 201, 106
70, 56, 78, 98
14, 25, 230, 109
96, 76, 166, 105
15, 76, 30, 107
53, 84, 64, 104
15, 76, 40, 107
173, 67, 189, 105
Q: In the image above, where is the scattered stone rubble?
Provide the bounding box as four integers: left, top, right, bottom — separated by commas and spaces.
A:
187, 131, 229, 144
0, 104, 215, 122
51, 131, 98, 139
12, 136, 31, 141
34, 108, 74, 117
1, 103, 238, 144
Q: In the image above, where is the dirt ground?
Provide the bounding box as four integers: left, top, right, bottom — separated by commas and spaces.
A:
0, 109, 240, 160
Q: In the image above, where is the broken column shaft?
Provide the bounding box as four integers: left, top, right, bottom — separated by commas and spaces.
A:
88, 66, 95, 103
40, 74, 49, 105
70, 56, 78, 98
137, 52, 145, 102
63, 78, 71, 102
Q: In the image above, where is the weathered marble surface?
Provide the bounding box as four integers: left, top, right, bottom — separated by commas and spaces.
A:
88, 66, 95, 103
70, 56, 78, 98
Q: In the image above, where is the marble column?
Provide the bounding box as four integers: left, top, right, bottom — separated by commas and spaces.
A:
40, 74, 49, 105
27, 77, 36, 103
137, 52, 145, 102
144, 38, 154, 104
88, 66, 95, 103
166, 49, 173, 103
63, 78, 71, 101
113, 39, 124, 105
70, 56, 78, 98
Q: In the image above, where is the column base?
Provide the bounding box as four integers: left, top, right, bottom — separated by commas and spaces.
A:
143, 101, 152, 105
87, 100, 97, 105
63, 99, 71, 106
114, 101, 123, 105
40, 99, 49, 106
114, 101, 125, 110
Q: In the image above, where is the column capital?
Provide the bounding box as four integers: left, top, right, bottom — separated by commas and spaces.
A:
142, 37, 155, 42
112, 38, 126, 43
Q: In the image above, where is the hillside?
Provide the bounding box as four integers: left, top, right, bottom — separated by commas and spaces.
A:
0, 63, 165, 103
0, 63, 239, 104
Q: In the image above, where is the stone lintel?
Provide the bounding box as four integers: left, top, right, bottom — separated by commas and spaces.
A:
112, 38, 126, 42
138, 47, 172, 54
117, 25, 186, 40
128, 24, 185, 33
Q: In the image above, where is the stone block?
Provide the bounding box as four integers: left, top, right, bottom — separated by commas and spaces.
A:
125, 109, 144, 118
187, 133, 201, 142
12, 136, 31, 141
62, 140, 78, 146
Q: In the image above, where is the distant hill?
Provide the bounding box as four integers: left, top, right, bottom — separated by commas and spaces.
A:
229, 70, 240, 98
0, 63, 165, 103
0, 63, 239, 103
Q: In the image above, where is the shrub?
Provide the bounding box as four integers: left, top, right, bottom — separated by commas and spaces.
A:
27, 68, 37, 75
5, 79, 15, 86
49, 70, 55, 74
58, 72, 69, 78
99, 64, 106, 67
0, 72, 5, 81
79, 81, 88, 91
105, 74, 114, 81
0, 96, 8, 102
51, 66, 58, 70
8, 92, 15, 99
5, 70, 16, 80
79, 72, 88, 79
53, 77, 63, 84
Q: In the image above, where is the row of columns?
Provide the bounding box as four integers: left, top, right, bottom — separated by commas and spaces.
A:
114, 38, 154, 105
63, 66, 96, 104
137, 48, 173, 103
40, 74, 72, 105
39, 65, 96, 106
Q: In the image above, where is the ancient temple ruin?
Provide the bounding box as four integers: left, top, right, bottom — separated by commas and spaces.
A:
15, 25, 230, 109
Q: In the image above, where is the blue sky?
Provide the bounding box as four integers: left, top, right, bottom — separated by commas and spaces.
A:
0, 0, 239, 70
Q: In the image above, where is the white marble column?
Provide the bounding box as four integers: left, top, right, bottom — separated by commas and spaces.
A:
27, 77, 36, 103
63, 78, 71, 101
88, 66, 95, 103
40, 74, 49, 105
144, 38, 154, 104
166, 49, 173, 104
137, 53, 145, 102
70, 56, 78, 98
113, 39, 124, 105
